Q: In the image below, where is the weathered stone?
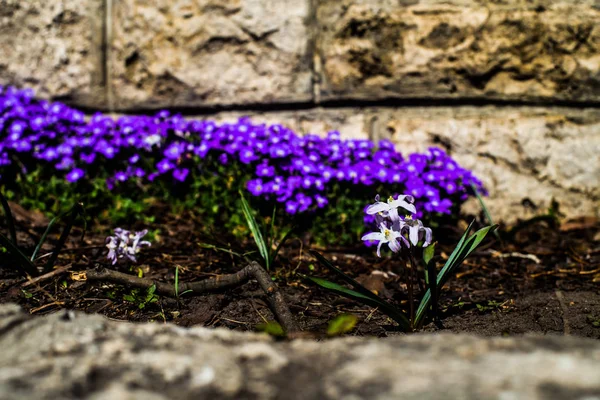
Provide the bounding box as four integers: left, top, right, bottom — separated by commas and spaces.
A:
211, 107, 371, 140
316, 0, 600, 103
0, 0, 105, 108
110, 0, 313, 110
1, 304, 600, 399
369, 106, 600, 222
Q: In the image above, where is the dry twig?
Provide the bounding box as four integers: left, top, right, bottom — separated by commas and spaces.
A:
85, 261, 298, 333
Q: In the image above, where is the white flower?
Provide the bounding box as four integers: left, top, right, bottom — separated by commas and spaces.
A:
398, 216, 433, 247
105, 228, 151, 265
366, 194, 416, 221
361, 222, 406, 257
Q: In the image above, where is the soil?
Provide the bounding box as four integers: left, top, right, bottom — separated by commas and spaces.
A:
1, 205, 599, 339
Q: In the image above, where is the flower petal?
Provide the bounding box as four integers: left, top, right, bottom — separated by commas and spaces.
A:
422, 227, 433, 247
366, 202, 389, 215
409, 225, 420, 246
362, 232, 384, 241
376, 242, 383, 258
388, 237, 401, 253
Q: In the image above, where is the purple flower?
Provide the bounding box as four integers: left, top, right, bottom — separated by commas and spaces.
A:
247, 179, 265, 196
173, 168, 189, 182
315, 194, 328, 208
164, 142, 185, 159
285, 201, 299, 214
156, 159, 174, 173
256, 162, 275, 177
106, 228, 151, 265
114, 171, 128, 182
239, 148, 258, 164
66, 168, 85, 183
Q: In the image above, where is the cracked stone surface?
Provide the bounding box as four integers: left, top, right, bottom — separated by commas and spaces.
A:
110, 0, 313, 110
0, 0, 105, 108
316, 0, 600, 103
0, 304, 600, 399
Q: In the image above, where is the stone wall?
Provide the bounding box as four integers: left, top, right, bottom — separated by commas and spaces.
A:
1, 0, 599, 221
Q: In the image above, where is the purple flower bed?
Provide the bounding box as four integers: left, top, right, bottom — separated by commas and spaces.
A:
0, 85, 485, 233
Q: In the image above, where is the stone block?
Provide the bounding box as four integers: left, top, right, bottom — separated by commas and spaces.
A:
1, 304, 600, 400
110, 0, 313, 110
0, 0, 105, 108
370, 106, 600, 222
316, 0, 600, 103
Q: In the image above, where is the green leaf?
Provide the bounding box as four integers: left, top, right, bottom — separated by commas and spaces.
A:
256, 321, 286, 337
327, 314, 358, 336
31, 206, 73, 261
305, 275, 411, 331
470, 183, 501, 241
426, 256, 438, 322
423, 242, 436, 266
239, 191, 269, 269
269, 225, 296, 268
414, 223, 498, 328
0, 231, 38, 277
42, 203, 85, 274
309, 250, 385, 303
147, 284, 156, 296
0, 191, 17, 246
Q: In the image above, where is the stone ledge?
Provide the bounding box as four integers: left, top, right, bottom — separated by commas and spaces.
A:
0, 0, 106, 108
109, 0, 313, 110
0, 304, 599, 400
316, 0, 600, 104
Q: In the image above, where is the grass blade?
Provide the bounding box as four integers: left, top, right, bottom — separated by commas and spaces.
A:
471, 183, 501, 241
0, 231, 38, 277
0, 191, 17, 246
31, 206, 74, 261
269, 226, 295, 268
414, 223, 497, 327
310, 250, 386, 302
426, 257, 438, 323
239, 191, 269, 269
305, 275, 411, 331
42, 204, 84, 273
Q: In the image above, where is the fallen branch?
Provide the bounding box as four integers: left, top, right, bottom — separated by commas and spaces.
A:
85, 262, 298, 333
22, 264, 73, 288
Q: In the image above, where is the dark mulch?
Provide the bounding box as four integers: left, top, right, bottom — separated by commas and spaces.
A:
1, 205, 599, 339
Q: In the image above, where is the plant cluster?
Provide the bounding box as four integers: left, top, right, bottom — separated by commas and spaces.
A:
0, 85, 485, 244
308, 194, 497, 332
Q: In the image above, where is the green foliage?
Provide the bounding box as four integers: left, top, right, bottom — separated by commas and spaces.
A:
0, 191, 87, 277
239, 191, 294, 270
255, 321, 286, 338
587, 314, 600, 328
327, 314, 358, 336
123, 284, 159, 309
307, 222, 498, 332
475, 300, 504, 313
4, 161, 460, 249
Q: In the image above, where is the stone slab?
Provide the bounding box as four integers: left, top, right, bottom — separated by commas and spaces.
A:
316, 0, 600, 103
110, 0, 313, 110
0, 0, 105, 108
369, 106, 600, 222
1, 304, 600, 399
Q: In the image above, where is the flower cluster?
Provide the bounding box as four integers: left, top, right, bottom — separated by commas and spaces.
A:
105, 228, 151, 265
362, 194, 432, 257
0, 85, 485, 225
